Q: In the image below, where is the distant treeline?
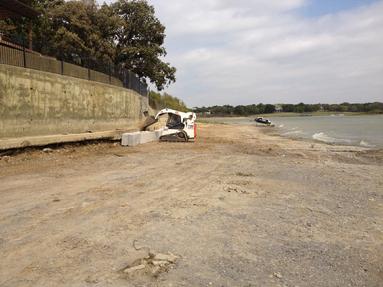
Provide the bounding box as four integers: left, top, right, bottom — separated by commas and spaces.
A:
193, 102, 383, 116
149, 91, 188, 112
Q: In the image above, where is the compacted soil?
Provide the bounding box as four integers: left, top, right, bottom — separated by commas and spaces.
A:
0, 124, 382, 287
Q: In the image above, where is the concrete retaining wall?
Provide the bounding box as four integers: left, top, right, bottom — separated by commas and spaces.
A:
0, 64, 149, 139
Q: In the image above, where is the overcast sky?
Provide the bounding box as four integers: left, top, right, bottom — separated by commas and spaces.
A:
99, 0, 383, 106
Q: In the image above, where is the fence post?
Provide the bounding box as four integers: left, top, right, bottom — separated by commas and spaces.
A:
22, 41, 26, 68
109, 63, 111, 84
61, 60, 64, 75
87, 58, 91, 80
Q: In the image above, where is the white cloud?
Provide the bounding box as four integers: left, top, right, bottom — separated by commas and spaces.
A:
101, 0, 383, 106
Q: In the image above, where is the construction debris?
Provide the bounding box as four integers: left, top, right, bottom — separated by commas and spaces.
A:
121, 241, 179, 278
121, 252, 179, 278
153, 253, 178, 263
273, 272, 283, 279
123, 264, 146, 274
43, 148, 54, 153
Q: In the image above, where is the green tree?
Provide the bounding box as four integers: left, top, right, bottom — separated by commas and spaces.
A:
295, 103, 305, 113
244, 104, 259, 115
111, 0, 176, 90
264, 104, 275, 114
257, 103, 265, 114
149, 91, 188, 112
234, 105, 246, 115
282, 104, 295, 112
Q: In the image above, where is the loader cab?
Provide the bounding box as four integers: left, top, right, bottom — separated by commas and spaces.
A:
166, 113, 185, 129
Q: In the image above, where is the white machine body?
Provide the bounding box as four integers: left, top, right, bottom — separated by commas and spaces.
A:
154, 108, 197, 141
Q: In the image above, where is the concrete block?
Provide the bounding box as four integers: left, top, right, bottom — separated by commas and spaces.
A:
121, 130, 163, 146
121, 132, 141, 146
139, 131, 159, 144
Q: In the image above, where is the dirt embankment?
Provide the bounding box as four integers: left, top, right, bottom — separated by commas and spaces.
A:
0, 124, 382, 287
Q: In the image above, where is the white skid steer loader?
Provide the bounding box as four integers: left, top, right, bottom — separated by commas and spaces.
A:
142, 108, 197, 142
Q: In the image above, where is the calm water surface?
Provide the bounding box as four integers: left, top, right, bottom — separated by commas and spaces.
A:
203, 115, 383, 148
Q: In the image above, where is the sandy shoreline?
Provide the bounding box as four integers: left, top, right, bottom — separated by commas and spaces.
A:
0, 123, 382, 286
200, 115, 383, 149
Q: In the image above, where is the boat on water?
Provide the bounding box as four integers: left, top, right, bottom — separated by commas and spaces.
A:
254, 117, 273, 126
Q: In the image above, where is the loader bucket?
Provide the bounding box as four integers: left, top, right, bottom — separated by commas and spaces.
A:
140, 116, 158, 131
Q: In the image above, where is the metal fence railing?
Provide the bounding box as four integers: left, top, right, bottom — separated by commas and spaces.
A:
0, 41, 148, 97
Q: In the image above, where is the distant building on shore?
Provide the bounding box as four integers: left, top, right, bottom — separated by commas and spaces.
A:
275, 104, 283, 113
199, 111, 211, 116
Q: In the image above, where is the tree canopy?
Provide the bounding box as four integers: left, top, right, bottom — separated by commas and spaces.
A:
149, 91, 188, 112
1, 0, 176, 90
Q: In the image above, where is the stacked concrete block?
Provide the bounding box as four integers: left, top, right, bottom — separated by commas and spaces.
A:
139, 131, 158, 144
121, 129, 163, 146
121, 132, 141, 146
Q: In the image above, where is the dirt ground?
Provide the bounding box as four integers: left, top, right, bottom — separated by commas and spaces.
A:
0, 124, 382, 287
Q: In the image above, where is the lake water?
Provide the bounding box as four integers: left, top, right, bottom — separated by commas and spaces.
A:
203, 115, 383, 148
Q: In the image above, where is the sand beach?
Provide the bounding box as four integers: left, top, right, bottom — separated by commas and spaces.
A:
0, 123, 382, 286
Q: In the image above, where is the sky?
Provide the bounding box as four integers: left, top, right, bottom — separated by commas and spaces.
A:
99, 0, 383, 106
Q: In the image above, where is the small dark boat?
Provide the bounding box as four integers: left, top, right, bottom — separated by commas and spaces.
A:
255, 117, 272, 126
